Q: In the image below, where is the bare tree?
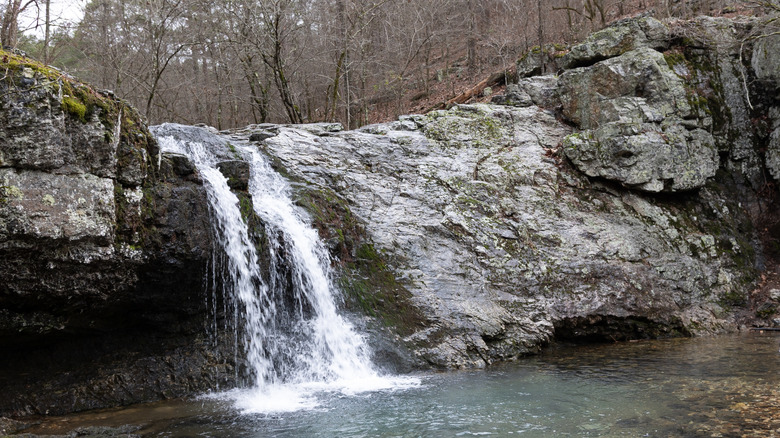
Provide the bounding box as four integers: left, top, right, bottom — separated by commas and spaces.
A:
54, 0, 750, 128
1, 0, 38, 48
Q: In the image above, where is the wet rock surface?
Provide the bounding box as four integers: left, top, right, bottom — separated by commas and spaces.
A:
229, 102, 756, 369
0, 52, 224, 418
224, 14, 780, 369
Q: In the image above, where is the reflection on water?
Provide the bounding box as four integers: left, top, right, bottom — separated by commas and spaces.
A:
20, 333, 780, 437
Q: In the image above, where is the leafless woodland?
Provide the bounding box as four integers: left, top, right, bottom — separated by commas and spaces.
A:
1, 0, 771, 128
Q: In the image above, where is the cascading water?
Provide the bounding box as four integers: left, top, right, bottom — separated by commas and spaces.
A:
152, 123, 416, 413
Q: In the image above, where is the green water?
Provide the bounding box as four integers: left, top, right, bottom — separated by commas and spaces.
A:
22, 333, 780, 437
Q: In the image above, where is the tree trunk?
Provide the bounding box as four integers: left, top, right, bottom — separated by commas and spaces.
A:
467, 0, 478, 71
1, 0, 22, 48
43, 0, 51, 63
537, 0, 545, 74
266, 29, 302, 124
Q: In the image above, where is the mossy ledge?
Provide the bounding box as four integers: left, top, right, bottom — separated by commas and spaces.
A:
0, 51, 222, 417
0, 50, 162, 248
292, 183, 428, 338
0, 49, 156, 162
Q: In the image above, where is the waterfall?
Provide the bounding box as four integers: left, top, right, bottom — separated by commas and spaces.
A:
152, 123, 415, 414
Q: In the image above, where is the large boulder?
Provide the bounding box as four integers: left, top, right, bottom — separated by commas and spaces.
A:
234, 103, 757, 369
561, 16, 670, 69
560, 46, 718, 192
753, 30, 780, 181
752, 31, 780, 85
492, 76, 559, 109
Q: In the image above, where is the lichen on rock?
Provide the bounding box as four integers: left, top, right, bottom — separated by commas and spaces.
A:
235, 101, 758, 369
0, 50, 219, 417
560, 46, 718, 192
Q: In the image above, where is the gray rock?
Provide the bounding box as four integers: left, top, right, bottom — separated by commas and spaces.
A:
238, 103, 756, 368
249, 131, 276, 142
493, 77, 559, 109
563, 122, 718, 192
562, 16, 670, 68
165, 152, 196, 176
0, 80, 121, 179
517, 75, 560, 108
766, 128, 780, 181
560, 47, 691, 129
671, 16, 767, 191
560, 47, 717, 192
0, 63, 219, 417
0, 169, 115, 243
491, 84, 533, 107
515, 45, 568, 79
752, 31, 780, 83
292, 122, 344, 136
217, 160, 250, 191
516, 50, 545, 78
754, 28, 780, 182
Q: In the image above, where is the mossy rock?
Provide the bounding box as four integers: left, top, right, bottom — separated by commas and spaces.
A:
0, 50, 162, 248
292, 183, 428, 336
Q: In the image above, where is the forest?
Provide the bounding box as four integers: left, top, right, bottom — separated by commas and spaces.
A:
0, 0, 765, 129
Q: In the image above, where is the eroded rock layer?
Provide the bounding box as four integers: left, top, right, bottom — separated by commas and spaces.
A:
0, 53, 225, 417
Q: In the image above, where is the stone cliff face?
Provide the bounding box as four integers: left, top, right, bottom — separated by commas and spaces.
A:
1, 13, 779, 417
0, 52, 227, 417
229, 105, 754, 369
227, 15, 780, 368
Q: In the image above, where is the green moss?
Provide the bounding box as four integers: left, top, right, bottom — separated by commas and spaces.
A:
226, 142, 242, 160
757, 305, 776, 319
292, 184, 427, 335
1, 49, 69, 84
141, 185, 156, 221
394, 136, 412, 146
719, 289, 747, 308
62, 95, 87, 122
422, 107, 507, 148
237, 192, 254, 224
1, 50, 117, 127
1, 49, 154, 163
663, 46, 731, 134
0, 51, 160, 253
339, 243, 427, 335
664, 50, 687, 70
113, 183, 129, 242
4, 184, 23, 200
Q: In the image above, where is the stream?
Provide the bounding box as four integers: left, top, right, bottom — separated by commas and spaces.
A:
20, 333, 780, 437
17, 125, 778, 437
